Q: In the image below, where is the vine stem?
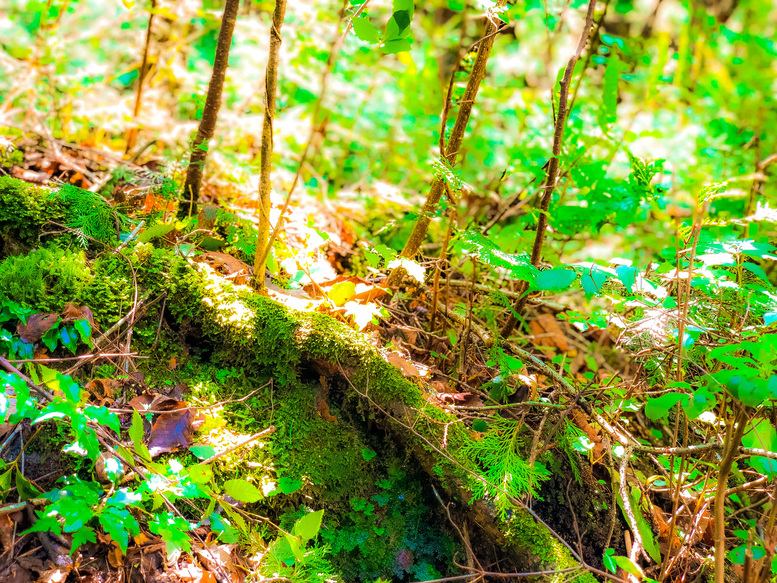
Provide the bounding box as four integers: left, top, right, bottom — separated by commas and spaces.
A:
500, 0, 598, 339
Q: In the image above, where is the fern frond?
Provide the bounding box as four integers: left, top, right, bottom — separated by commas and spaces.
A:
464, 416, 550, 517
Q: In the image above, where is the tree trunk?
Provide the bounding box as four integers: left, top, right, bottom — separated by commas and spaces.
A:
254, 0, 288, 289
179, 0, 240, 219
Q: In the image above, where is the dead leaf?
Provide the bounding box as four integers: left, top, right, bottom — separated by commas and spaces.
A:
385, 352, 421, 378
529, 313, 569, 352
148, 407, 199, 457
315, 376, 337, 424
60, 303, 98, 330
194, 252, 251, 285
16, 313, 58, 343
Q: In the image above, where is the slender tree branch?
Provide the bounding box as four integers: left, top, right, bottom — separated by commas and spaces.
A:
500, 0, 598, 339
386, 12, 507, 287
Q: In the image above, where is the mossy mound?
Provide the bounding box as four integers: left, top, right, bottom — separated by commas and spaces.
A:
0, 176, 596, 583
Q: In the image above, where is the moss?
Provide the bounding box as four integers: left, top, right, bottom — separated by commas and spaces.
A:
0, 176, 66, 254
506, 510, 597, 583
0, 246, 93, 312
0, 183, 589, 578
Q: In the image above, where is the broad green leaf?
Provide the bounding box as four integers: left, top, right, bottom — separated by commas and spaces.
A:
84, 405, 120, 433
353, 17, 380, 44
187, 464, 212, 485
616, 265, 637, 293
73, 319, 93, 347
382, 38, 412, 54
129, 411, 151, 462
137, 223, 175, 243
533, 268, 576, 291
361, 449, 377, 461
645, 392, 684, 420
15, 471, 42, 501
613, 555, 644, 578
279, 477, 303, 494
294, 509, 324, 541
224, 479, 263, 503
742, 419, 777, 477
189, 444, 216, 459
580, 266, 609, 297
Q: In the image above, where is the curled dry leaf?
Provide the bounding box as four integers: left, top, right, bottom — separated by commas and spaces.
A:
528, 313, 569, 353
194, 251, 252, 285
16, 312, 59, 343
60, 302, 98, 330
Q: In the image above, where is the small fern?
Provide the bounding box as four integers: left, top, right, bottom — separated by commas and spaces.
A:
464, 416, 550, 517
51, 184, 128, 247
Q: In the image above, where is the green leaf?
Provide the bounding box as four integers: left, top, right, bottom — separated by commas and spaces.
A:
189, 444, 216, 459
742, 419, 777, 477
473, 419, 488, 432
59, 325, 78, 354
353, 17, 381, 44
616, 265, 637, 293
361, 449, 377, 461
71, 526, 97, 553
224, 479, 263, 503
84, 405, 120, 433
15, 471, 42, 501
199, 237, 225, 251
187, 464, 213, 485
279, 477, 303, 494
129, 411, 150, 461
533, 268, 576, 291
459, 230, 537, 282
603, 548, 616, 573
613, 555, 644, 578
137, 223, 175, 243
645, 392, 685, 420
73, 319, 93, 347
580, 266, 609, 297
294, 509, 324, 541
381, 38, 412, 54
385, 10, 411, 41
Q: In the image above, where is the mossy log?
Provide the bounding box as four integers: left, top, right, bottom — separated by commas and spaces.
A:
0, 176, 601, 582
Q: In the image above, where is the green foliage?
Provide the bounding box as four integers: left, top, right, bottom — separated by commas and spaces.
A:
464, 416, 550, 516
51, 184, 129, 247
0, 176, 65, 250
0, 246, 92, 310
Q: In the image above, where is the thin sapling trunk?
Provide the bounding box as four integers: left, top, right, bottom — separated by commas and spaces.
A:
253, 0, 288, 290
386, 13, 504, 287
500, 0, 597, 339
179, 0, 240, 219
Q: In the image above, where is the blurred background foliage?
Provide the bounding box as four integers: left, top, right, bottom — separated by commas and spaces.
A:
1, 0, 774, 263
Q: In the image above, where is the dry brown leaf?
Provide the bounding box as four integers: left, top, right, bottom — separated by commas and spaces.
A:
60, 303, 97, 330
194, 252, 251, 285
529, 313, 569, 352
385, 352, 421, 378
16, 313, 58, 343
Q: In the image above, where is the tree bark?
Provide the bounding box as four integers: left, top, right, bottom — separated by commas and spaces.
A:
179, 0, 240, 219
254, 0, 288, 289
386, 15, 503, 287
